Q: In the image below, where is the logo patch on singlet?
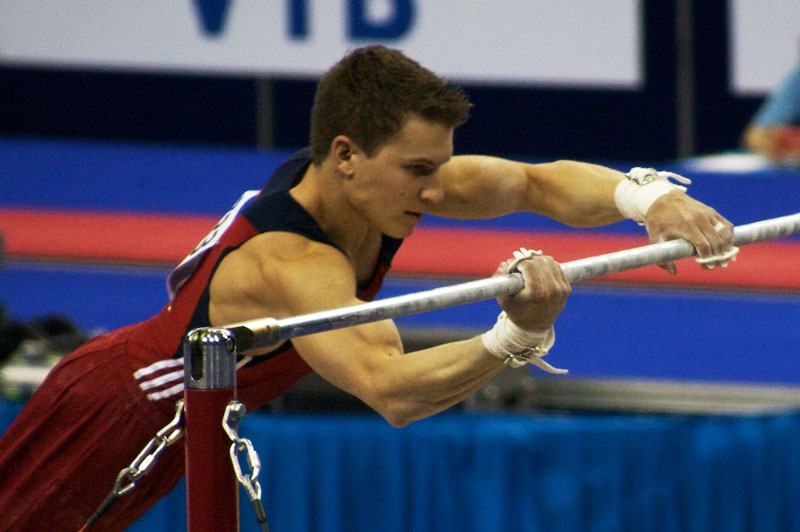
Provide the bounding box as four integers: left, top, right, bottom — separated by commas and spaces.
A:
166, 189, 260, 300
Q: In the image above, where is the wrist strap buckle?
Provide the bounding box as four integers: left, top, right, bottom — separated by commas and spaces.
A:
505, 345, 549, 366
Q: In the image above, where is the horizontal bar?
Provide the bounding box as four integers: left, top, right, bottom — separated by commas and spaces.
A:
222, 213, 800, 353
561, 212, 800, 283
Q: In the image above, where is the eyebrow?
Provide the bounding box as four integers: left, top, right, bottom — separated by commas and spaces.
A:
403, 156, 446, 167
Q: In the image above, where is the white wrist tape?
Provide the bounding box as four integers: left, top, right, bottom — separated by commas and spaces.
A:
506, 247, 542, 271
694, 246, 740, 266
614, 167, 692, 223
481, 311, 566, 374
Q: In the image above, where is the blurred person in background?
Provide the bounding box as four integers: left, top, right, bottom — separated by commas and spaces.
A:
742, 39, 800, 163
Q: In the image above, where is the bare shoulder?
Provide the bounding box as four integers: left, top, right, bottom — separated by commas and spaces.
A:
209, 231, 357, 326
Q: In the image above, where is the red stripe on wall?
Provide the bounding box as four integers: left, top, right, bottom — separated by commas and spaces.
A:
395, 227, 800, 291
1, 208, 798, 291
0, 208, 214, 266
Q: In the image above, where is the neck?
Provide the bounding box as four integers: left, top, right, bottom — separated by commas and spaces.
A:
289, 162, 376, 260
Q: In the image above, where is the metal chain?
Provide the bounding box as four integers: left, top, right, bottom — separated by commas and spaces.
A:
79, 399, 185, 531
223, 401, 270, 532
116, 398, 185, 494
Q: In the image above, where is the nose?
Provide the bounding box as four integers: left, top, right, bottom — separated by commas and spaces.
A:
419, 177, 444, 205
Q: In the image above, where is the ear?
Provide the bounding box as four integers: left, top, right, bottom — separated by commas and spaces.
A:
330, 135, 358, 179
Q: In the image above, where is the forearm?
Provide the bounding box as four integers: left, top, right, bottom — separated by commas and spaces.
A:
743, 125, 776, 157
374, 337, 505, 425
521, 160, 626, 227
372, 257, 569, 425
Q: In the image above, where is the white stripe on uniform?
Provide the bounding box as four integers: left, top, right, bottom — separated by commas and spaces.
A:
134, 357, 185, 402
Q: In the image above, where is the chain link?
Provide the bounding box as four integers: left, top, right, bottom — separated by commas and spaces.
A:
114, 399, 185, 495
80, 399, 184, 530
223, 401, 270, 532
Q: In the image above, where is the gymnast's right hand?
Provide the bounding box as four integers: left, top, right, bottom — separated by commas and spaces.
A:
495, 250, 571, 332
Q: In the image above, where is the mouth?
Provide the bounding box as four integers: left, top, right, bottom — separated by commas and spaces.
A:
405, 211, 423, 222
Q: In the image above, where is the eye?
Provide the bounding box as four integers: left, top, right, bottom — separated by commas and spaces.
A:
407, 164, 435, 176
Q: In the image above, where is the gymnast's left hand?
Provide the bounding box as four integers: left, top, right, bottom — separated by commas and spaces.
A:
643, 192, 737, 274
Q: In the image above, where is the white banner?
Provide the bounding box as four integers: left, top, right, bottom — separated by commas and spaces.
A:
729, 0, 800, 95
0, 0, 642, 89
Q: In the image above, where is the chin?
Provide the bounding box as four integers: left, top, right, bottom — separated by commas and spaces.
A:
380, 213, 421, 239
388, 227, 414, 239
384, 223, 416, 239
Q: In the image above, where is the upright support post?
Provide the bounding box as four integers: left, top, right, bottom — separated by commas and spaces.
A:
184, 328, 240, 532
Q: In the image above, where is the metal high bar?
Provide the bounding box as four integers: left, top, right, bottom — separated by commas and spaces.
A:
216, 212, 800, 354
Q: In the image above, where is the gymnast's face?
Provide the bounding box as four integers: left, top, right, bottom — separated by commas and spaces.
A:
343, 114, 453, 238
